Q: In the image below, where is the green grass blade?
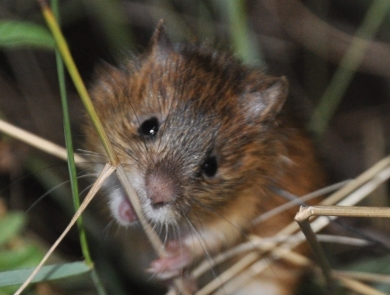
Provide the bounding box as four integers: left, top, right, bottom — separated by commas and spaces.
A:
0, 21, 55, 49
51, 1, 106, 294
309, 0, 390, 137
38, 1, 118, 165
222, 0, 264, 65
51, 0, 92, 266
0, 262, 90, 287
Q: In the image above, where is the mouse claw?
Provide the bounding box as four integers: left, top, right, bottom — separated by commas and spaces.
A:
148, 241, 192, 280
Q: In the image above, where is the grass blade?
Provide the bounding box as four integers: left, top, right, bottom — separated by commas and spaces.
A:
51, 0, 92, 266
0, 21, 55, 49
37, 0, 118, 165
309, 0, 390, 137
13, 163, 115, 295
0, 262, 90, 287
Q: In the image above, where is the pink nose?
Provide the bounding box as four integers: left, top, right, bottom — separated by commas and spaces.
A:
145, 171, 176, 207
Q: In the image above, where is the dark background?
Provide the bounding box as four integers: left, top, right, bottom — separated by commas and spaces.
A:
0, 0, 390, 294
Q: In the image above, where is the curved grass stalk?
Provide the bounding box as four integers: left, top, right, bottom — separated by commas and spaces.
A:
194, 155, 390, 294
36, 1, 190, 294
309, 0, 390, 137
37, 0, 118, 165
0, 119, 85, 164
13, 163, 116, 295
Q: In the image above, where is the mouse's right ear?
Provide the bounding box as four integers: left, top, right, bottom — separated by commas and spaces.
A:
144, 19, 174, 60
90, 61, 127, 104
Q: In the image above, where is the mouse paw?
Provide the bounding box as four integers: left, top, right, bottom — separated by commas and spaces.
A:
148, 241, 192, 280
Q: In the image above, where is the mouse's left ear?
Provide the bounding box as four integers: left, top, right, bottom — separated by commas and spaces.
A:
243, 76, 288, 122
145, 19, 174, 59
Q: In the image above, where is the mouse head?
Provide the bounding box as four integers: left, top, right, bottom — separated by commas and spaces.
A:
85, 21, 288, 230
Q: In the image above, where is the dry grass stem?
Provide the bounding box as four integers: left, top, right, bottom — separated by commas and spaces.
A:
212, 252, 310, 295
196, 235, 311, 295
116, 165, 165, 255
308, 165, 390, 237
281, 156, 390, 235
298, 206, 390, 219
322, 155, 390, 206
194, 156, 390, 295
116, 165, 191, 295
196, 252, 259, 295
363, 118, 388, 208
339, 277, 387, 295
0, 116, 186, 292
316, 234, 370, 246
293, 159, 390, 294
194, 181, 357, 281
335, 270, 390, 284
0, 103, 189, 294
252, 180, 351, 225
0, 119, 86, 165
193, 234, 310, 279
13, 163, 116, 295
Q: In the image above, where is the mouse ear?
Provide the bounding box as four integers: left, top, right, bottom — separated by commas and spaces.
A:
90, 61, 127, 104
244, 76, 288, 122
145, 19, 174, 58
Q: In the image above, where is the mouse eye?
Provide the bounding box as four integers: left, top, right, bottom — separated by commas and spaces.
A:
201, 156, 218, 177
139, 117, 159, 137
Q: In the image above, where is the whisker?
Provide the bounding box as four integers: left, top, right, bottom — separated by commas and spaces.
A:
26, 174, 93, 213
163, 222, 169, 245
102, 220, 114, 240
77, 148, 107, 158
190, 198, 249, 242
252, 181, 351, 225
78, 182, 96, 198
1, 162, 71, 195
172, 219, 180, 247
184, 214, 226, 295
26, 182, 69, 213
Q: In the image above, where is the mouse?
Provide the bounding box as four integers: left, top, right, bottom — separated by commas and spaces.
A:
83, 20, 325, 295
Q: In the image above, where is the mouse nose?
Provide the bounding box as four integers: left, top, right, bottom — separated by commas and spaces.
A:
145, 170, 178, 208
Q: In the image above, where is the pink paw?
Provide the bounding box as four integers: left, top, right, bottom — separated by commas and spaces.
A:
148, 241, 192, 280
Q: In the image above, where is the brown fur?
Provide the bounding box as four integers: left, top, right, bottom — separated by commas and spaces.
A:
84, 21, 324, 294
